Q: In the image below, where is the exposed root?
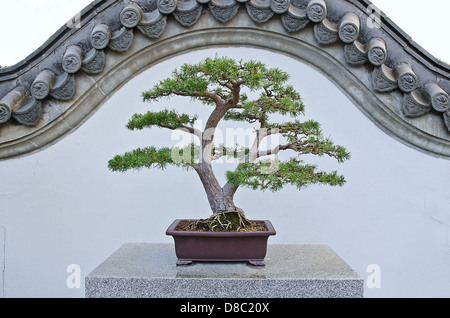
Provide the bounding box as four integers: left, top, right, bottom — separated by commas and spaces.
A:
182, 210, 252, 232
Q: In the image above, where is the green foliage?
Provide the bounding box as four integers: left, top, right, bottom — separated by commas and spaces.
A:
108, 143, 252, 173
268, 120, 351, 163
108, 146, 194, 172
126, 110, 198, 131
224, 84, 305, 124
142, 56, 243, 104
141, 56, 302, 110
226, 158, 346, 192
269, 119, 322, 136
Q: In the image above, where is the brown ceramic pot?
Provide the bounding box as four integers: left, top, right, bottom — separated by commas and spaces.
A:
166, 219, 276, 266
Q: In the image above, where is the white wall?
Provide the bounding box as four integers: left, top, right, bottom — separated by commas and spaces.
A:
0, 225, 4, 298
1, 48, 449, 298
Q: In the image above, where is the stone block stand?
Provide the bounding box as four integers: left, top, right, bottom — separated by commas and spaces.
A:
85, 243, 363, 298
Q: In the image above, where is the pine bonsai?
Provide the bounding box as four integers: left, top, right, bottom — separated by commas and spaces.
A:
108, 56, 350, 232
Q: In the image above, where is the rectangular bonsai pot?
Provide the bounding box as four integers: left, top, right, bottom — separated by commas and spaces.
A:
166, 219, 276, 266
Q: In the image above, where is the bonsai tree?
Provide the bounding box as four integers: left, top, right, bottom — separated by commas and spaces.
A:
108, 56, 350, 231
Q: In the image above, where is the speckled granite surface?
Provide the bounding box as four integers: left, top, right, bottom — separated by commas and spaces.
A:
85, 243, 363, 298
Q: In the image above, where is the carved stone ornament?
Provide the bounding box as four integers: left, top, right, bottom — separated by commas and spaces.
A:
50, 73, 76, 101
108, 27, 134, 53
12, 97, 42, 126
270, 0, 289, 14
0, 102, 11, 123
210, 0, 239, 23
90, 23, 111, 50
138, 11, 167, 38
246, 0, 274, 24
372, 65, 398, 93
82, 49, 106, 75
444, 111, 450, 132
402, 91, 432, 118
366, 38, 387, 66
157, 0, 177, 14
338, 12, 360, 44
120, 2, 143, 28
31, 69, 56, 100
62, 45, 84, 74
314, 19, 339, 45
281, 14, 309, 33
0, 86, 29, 123
306, 0, 327, 23
281, 5, 309, 33
395, 63, 418, 93
344, 41, 368, 65
173, 0, 203, 27
422, 82, 450, 113
281, 14, 308, 33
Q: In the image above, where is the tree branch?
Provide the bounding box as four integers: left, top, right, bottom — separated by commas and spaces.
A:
174, 125, 203, 140
172, 90, 225, 106
246, 127, 279, 163
223, 182, 239, 201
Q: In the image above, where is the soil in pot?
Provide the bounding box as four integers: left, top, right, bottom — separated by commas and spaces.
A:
175, 220, 268, 233
174, 210, 266, 233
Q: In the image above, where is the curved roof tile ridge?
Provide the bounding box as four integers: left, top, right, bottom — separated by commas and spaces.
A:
349, 0, 450, 76
0, 0, 449, 159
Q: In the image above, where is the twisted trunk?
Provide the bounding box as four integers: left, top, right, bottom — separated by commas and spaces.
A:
191, 162, 250, 231
195, 162, 237, 213
197, 100, 241, 214
188, 87, 251, 231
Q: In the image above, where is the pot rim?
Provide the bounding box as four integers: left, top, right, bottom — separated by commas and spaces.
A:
166, 219, 276, 237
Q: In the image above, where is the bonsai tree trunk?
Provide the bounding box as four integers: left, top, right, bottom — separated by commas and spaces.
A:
191, 116, 250, 231
196, 163, 236, 212
193, 162, 250, 231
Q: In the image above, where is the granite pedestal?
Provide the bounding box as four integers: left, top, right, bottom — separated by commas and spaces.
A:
85, 243, 364, 298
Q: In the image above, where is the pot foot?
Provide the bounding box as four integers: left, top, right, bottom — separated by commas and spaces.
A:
248, 260, 265, 267
176, 260, 194, 266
